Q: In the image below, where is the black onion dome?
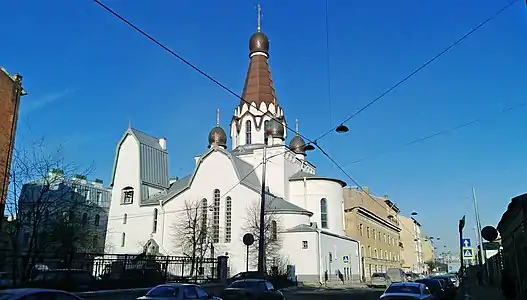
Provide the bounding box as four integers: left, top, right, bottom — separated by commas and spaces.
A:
289, 135, 306, 154
249, 32, 269, 56
265, 118, 284, 139
208, 126, 227, 148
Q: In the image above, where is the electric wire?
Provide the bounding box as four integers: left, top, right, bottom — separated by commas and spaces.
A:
312, 0, 520, 143
343, 101, 527, 166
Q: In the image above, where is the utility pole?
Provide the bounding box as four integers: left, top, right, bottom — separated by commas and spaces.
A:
458, 215, 465, 280
257, 137, 267, 274
472, 188, 488, 276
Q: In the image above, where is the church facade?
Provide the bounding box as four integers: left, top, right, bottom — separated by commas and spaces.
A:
105, 25, 360, 283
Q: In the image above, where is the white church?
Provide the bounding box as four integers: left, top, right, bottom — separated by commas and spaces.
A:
105, 24, 361, 283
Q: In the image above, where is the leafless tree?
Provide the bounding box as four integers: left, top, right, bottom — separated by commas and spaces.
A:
243, 199, 288, 274
3, 140, 100, 282
171, 198, 214, 278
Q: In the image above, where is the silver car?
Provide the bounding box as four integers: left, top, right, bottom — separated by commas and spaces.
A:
380, 282, 435, 299
371, 273, 389, 288
138, 283, 222, 300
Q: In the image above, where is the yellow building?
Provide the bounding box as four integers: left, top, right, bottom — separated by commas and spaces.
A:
343, 187, 402, 280
421, 234, 435, 269
399, 216, 425, 274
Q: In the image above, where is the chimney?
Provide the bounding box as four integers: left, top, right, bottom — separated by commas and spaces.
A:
159, 137, 167, 150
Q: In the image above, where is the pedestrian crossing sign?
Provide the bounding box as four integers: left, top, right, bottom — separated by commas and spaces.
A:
462, 247, 475, 260
342, 255, 350, 264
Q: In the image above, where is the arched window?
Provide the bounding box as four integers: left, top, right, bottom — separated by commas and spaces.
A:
213, 189, 220, 243
374, 249, 378, 258
94, 214, 100, 226
368, 246, 372, 257
359, 224, 363, 236
121, 232, 126, 247
271, 220, 278, 241
373, 229, 376, 240
361, 245, 365, 257
245, 120, 252, 144
225, 197, 232, 243
367, 227, 370, 238
201, 198, 208, 242
121, 186, 134, 204
123, 213, 127, 224
264, 120, 269, 140
82, 213, 88, 226
320, 198, 328, 228
152, 208, 158, 233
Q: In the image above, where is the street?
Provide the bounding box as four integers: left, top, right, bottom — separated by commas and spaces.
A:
283, 286, 384, 300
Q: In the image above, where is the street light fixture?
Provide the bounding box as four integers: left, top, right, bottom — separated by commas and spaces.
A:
335, 124, 349, 133
411, 211, 418, 216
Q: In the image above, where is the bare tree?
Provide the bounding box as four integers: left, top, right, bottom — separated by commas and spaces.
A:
171, 198, 214, 278
243, 199, 288, 274
3, 140, 100, 282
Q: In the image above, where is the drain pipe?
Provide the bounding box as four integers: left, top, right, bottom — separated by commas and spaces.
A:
316, 227, 323, 284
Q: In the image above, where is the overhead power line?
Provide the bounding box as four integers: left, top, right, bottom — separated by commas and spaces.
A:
312, 0, 520, 143
343, 101, 527, 166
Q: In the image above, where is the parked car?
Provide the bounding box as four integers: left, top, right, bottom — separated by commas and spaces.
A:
0, 288, 83, 300
429, 276, 456, 299
138, 283, 222, 300
370, 273, 389, 288
386, 268, 407, 283
26, 269, 95, 292
380, 282, 435, 299
221, 279, 284, 300
415, 279, 449, 300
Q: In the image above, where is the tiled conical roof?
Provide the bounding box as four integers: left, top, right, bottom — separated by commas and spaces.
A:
239, 31, 278, 108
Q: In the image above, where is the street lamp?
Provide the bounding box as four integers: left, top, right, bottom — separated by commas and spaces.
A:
335, 124, 349, 133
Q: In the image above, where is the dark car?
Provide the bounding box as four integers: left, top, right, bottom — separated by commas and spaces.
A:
26, 269, 95, 292
221, 279, 284, 300
429, 276, 456, 299
0, 288, 83, 300
415, 279, 447, 300
226, 272, 268, 285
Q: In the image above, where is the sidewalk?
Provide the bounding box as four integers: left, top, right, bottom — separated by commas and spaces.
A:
457, 282, 505, 300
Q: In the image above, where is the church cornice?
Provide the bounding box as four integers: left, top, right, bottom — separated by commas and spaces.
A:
230, 110, 286, 134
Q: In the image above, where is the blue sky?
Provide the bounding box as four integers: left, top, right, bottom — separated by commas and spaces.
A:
2, 0, 527, 252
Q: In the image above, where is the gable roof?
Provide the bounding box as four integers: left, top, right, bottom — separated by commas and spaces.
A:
266, 195, 312, 216
289, 170, 347, 187
153, 147, 261, 205
110, 128, 168, 187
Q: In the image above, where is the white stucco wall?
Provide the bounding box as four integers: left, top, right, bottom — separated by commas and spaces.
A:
320, 233, 360, 282
281, 231, 319, 282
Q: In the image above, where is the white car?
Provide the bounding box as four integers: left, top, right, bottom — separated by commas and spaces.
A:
138, 283, 222, 300
380, 282, 435, 299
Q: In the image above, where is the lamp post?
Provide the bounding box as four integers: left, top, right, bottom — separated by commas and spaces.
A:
458, 215, 466, 279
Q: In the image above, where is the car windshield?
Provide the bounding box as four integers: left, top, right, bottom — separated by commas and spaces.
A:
385, 285, 421, 294
229, 280, 267, 291
372, 273, 386, 278
146, 286, 179, 296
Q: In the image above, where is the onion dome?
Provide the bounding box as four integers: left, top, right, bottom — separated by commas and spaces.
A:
208, 109, 227, 149
265, 117, 284, 139
249, 32, 269, 57
289, 119, 306, 155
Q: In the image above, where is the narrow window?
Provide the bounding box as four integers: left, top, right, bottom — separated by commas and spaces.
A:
201, 198, 208, 242
123, 213, 127, 224
213, 189, 220, 243
153, 208, 158, 233
374, 249, 378, 258
264, 120, 269, 140
122, 187, 134, 204
225, 197, 232, 243
271, 220, 278, 241
82, 213, 88, 226
320, 198, 328, 228
121, 232, 126, 247
245, 120, 252, 144
96, 191, 102, 205
367, 227, 370, 238
302, 241, 308, 249
373, 229, 376, 240
359, 224, 363, 236
94, 214, 100, 226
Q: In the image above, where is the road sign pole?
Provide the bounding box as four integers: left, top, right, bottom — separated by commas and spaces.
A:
458, 215, 465, 280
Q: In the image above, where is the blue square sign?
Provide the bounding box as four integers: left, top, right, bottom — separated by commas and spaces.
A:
461, 238, 471, 248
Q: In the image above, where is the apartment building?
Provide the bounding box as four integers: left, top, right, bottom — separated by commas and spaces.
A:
343, 187, 402, 280
400, 215, 425, 274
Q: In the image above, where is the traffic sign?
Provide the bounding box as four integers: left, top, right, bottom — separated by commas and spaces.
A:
448, 265, 453, 271
462, 247, 475, 260
342, 255, 350, 264
461, 238, 471, 247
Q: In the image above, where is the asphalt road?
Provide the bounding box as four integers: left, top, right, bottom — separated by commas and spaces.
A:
283, 287, 385, 300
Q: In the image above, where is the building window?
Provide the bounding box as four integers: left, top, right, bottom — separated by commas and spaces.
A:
367, 227, 370, 238
201, 198, 208, 242
245, 120, 252, 144
359, 224, 363, 236
368, 246, 371, 257
121, 232, 126, 247
82, 213, 88, 226
122, 187, 134, 204
361, 245, 364, 257
153, 208, 158, 233
302, 241, 308, 249
271, 220, 278, 241
320, 198, 328, 228
213, 189, 220, 243
94, 214, 100, 226
225, 197, 232, 243
264, 120, 269, 139
384, 233, 387, 243
96, 191, 102, 205
374, 249, 378, 259
373, 229, 376, 240
123, 213, 127, 224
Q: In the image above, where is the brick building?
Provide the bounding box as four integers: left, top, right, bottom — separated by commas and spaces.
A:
0, 67, 25, 227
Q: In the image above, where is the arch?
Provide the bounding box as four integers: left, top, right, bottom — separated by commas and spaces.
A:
94, 214, 100, 226
271, 220, 278, 241
213, 189, 220, 243
245, 120, 252, 144
121, 186, 134, 204
152, 208, 158, 233
225, 197, 232, 243
320, 198, 328, 229
82, 213, 88, 225
123, 213, 128, 224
